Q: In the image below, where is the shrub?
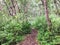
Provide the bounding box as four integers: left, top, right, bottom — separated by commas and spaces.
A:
21, 21, 31, 34
0, 14, 31, 45
33, 15, 60, 45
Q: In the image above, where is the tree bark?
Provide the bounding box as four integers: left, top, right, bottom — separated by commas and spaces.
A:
43, 0, 52, 30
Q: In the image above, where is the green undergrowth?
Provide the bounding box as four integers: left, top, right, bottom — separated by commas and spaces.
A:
0, 12, 60, 45
33, 15, 60, 45
0, 13, 31, 45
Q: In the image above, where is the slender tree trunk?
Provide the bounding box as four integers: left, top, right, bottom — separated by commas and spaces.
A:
4, 0, 20, 16
43, 0, 52, 31
54, 0, 58, 15
3, 0, 12, 15
11, 0, 16, 15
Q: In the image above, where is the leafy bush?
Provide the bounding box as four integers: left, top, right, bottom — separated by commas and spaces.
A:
21, 21, 31, 34
0, 14, 31, 45
50, 15, 60, 35
33, 15, 47, 30
33, 15, 60, 45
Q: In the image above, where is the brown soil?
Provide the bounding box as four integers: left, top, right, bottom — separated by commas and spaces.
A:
16, 29, 38, 45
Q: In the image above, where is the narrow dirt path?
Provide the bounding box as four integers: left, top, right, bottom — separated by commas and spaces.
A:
17, 29, 38, 45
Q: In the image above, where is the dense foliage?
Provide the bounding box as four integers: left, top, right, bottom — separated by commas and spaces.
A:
0, 0, 60, 45
0, 13, 31, 45
33, 15, 60, 45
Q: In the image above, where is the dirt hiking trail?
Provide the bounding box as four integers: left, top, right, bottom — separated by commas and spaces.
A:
17, 29, 38, 45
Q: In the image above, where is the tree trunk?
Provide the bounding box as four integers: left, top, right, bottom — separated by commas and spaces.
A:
3, 0, 12, 15
43, 0, 52, 31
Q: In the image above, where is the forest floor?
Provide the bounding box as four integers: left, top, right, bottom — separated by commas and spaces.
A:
16, 29, 38, 45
